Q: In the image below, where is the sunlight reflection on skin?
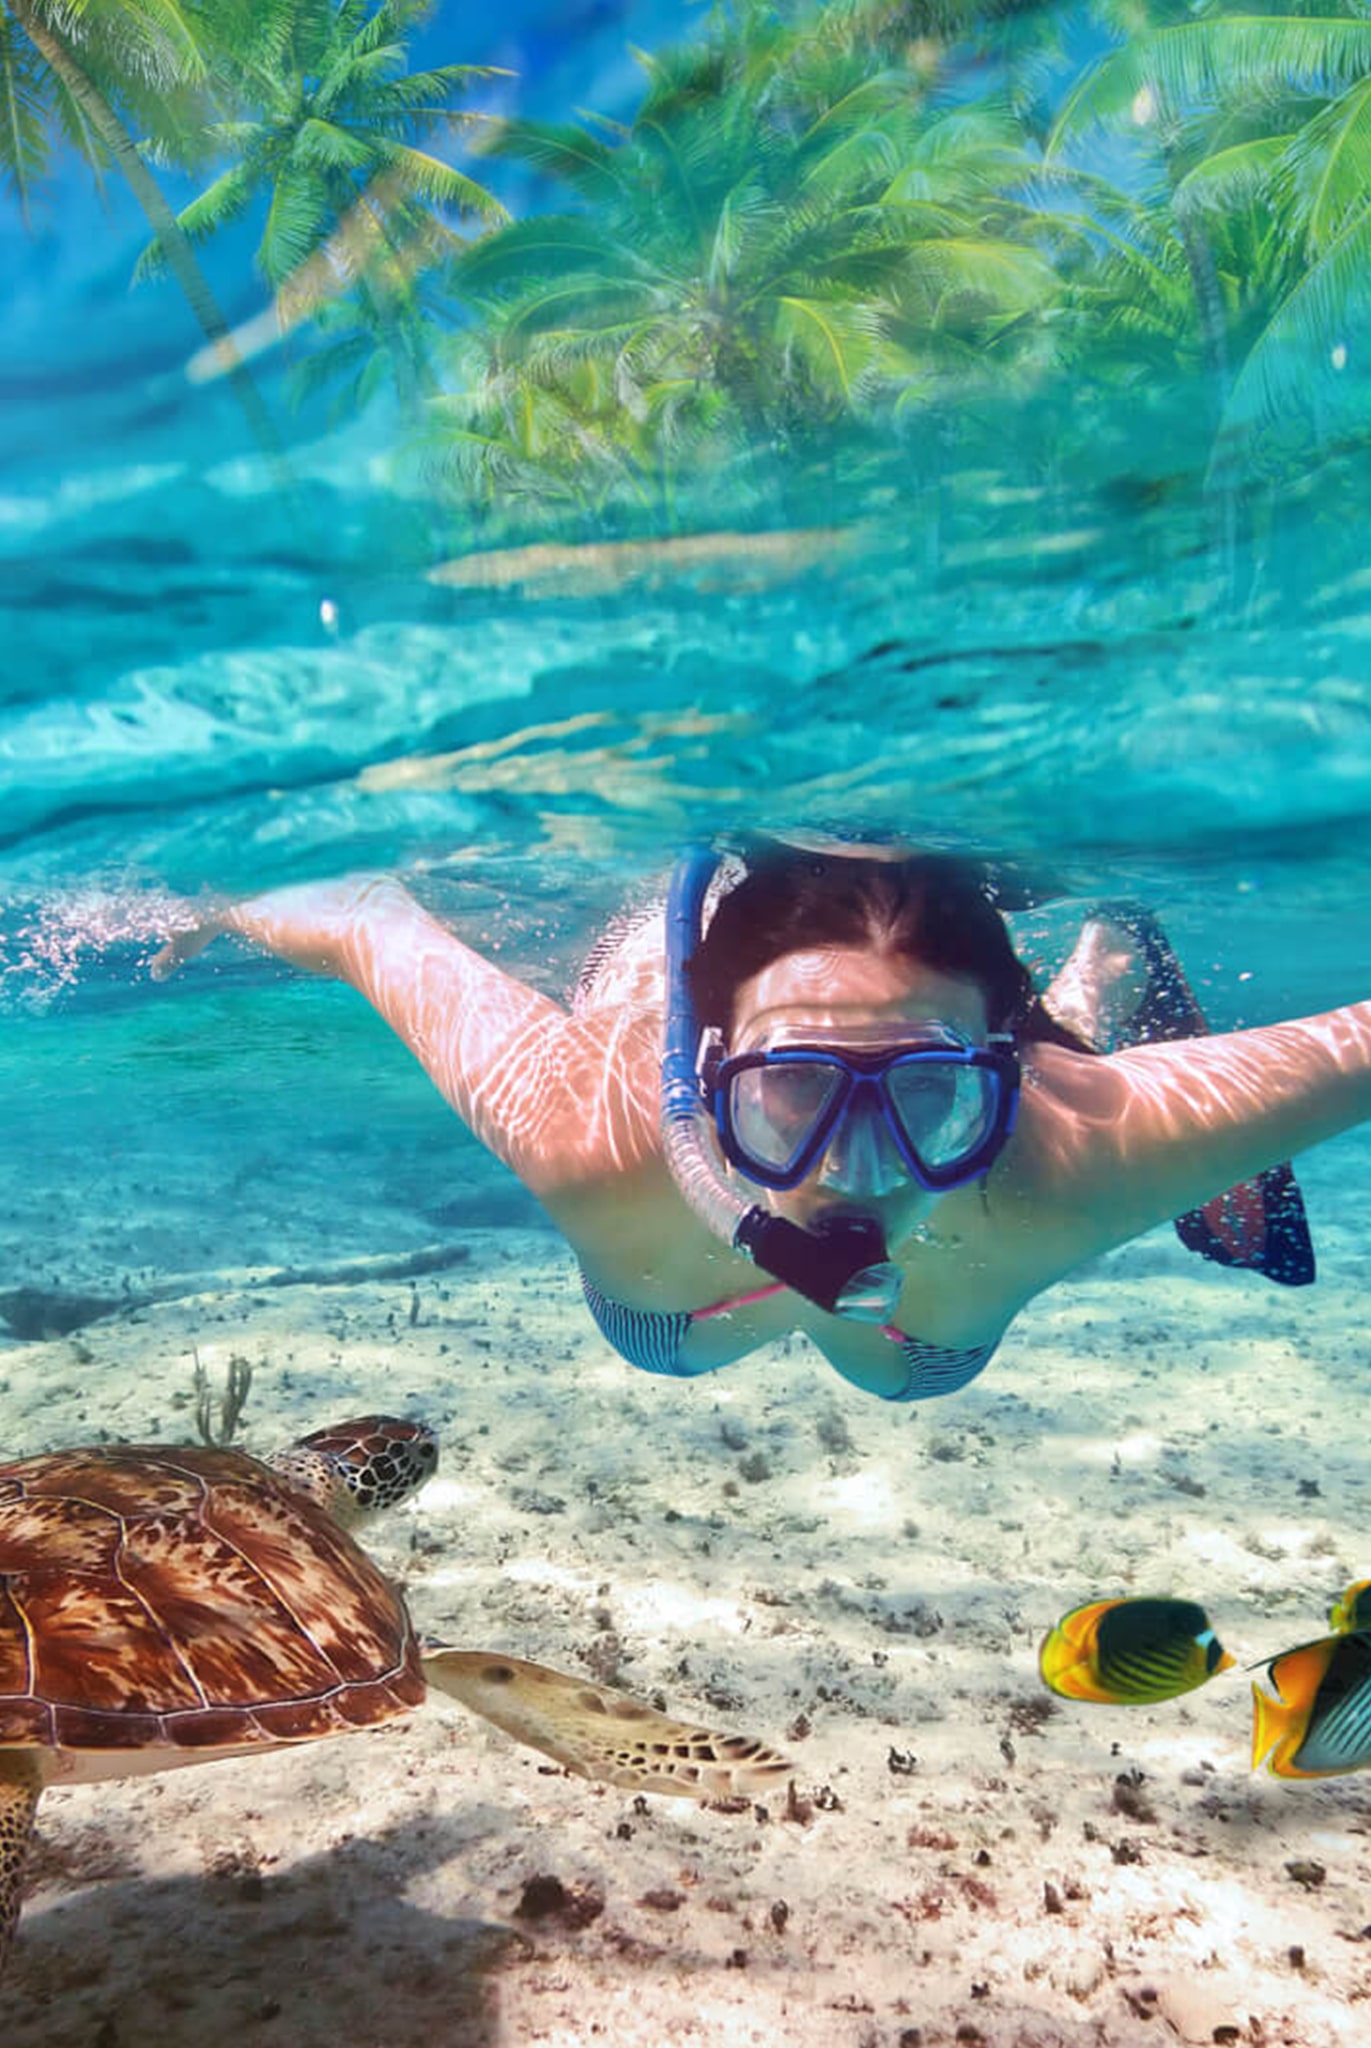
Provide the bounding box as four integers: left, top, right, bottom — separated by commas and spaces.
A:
1022, 1015, 1371, 1257
147, 874, 1371, 1392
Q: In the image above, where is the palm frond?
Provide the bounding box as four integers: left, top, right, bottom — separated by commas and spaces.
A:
634, 114, 715, 243
259, 166, 334, 282
494, 276, 662, 346
706, 178, 780, 291
897, 237, 1060, 316
632, 37, 737, 129
0, 18, 50, 220
337, 59, 506, 118
1221, 201, 1371, 445
798, 120, 907, 204
795, 68, 918, 149
905, 101, 1026, 167
853, 194, 976, 240
363, 139, 508, 221
1276, 71, 1371, 250
292, 114, 376, 174
205, 116, 269, 150
343, 0, 438, 65
197, 0, 296, 80
1173, 133, 1288, 216
773, 293, 890, 402
479, 118, 623, 207
61, 0, 207, 88
457, 216, 630, 289
1050, 19, 1371, 155
320, 36, 407, 110
1029, 160, 1183, 245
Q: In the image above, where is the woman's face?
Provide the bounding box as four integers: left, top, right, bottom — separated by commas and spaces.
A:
727, 945, 992, 1244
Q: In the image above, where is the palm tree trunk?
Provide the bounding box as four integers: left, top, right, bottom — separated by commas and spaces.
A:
11, 0, 293, 489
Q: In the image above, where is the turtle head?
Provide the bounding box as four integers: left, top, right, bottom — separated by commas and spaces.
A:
266, 1415, 439, 1528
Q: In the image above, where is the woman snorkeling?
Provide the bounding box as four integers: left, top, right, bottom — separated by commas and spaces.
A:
152, 838, 1368, 1402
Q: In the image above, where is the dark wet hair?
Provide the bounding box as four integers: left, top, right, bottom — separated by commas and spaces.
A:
685, 846, 1092, 1050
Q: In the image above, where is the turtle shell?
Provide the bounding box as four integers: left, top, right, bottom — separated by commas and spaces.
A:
0, 1442, 426, 1762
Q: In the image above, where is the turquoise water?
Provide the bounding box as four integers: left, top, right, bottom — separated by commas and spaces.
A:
5, 471, 1371, 1261
4, 441, 1370, 1295
6, 11, 1371, 2039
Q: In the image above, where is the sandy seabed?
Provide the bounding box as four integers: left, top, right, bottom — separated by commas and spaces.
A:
2, 1136, 1370, 2048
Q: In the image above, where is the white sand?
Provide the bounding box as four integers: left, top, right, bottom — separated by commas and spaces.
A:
3, 1134, 1369, 2047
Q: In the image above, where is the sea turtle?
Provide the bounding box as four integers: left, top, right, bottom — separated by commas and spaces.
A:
0, 1414, 791, 1968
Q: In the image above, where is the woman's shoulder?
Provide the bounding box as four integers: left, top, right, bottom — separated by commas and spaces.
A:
969, 1040, 1140, 1272
572, 901, 667, 1017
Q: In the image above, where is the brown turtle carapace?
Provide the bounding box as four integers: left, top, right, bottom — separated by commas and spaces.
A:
0, 1416, 792, 1969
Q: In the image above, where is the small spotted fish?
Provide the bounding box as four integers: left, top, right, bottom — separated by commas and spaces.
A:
1252, 1629, 1371, 1779
1329, 1580, 1371, 1633
1038, 1596, 1234, 1705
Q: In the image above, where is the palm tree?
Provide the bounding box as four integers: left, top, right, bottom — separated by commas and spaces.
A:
0, 0, 283, 456
1047, 10, 1371, 474
1185, 61, 1371, 466
145, 0, 510, 410
437, 12, 1057, 523
0, 0, 209, 226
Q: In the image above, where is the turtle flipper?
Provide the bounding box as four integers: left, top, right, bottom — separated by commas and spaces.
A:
423, 1648, 793, 1801
0, 1755, 42, 1974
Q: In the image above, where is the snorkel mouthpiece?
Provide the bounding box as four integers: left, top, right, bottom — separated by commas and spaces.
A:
733, 1209, 902, 1321
660, 842, 903, 1324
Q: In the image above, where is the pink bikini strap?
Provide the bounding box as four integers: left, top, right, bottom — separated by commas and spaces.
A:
691, 1281, 787, 1321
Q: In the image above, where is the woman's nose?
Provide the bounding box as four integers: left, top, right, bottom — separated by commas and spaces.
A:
817, 1106, 907, 1197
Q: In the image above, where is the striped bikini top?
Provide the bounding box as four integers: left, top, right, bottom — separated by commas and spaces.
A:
580, 1271, 999, 1403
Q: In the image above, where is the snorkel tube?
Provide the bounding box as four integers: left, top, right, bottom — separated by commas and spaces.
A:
660, 845, 903, 1321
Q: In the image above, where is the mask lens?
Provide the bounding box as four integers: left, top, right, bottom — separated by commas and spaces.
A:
729, 1059, 845, 1179
885, 1059, 998, 1171
816, 1101, 909, 1197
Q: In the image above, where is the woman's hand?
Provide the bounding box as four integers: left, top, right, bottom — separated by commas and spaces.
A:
149, 877, 394, 983
150, 910, 230, 981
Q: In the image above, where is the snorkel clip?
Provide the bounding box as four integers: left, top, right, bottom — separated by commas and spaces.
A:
733, 1208, 902, 1322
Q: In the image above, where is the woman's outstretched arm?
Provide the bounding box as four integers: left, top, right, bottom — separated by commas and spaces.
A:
1019, 1002, 1371, 1263
151, 875, 661, 1201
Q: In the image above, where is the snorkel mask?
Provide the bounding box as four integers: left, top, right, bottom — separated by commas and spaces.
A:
659, 840, 1021, 1320
705, 1019, 1019, 1197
